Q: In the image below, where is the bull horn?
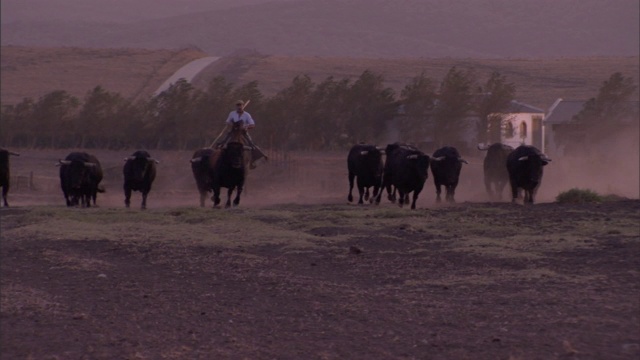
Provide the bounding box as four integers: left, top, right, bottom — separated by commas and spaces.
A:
190, 157, 202, 163
518, 156, 529, 161
123, 156, 135, 161
149, 158, 160, 164
459, 157, 468, 164
84, 162, 97, 168
57, 160, 71, 166
477, 143, 488, 151
432, 156, 445, 162
541, 155, 552, 162
9, 151, 20, 156
360, 150, 369, 155
406, 154, 418, 159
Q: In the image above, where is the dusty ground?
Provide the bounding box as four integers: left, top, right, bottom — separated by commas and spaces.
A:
1, 149, 639, 359
1, 199, 639, 359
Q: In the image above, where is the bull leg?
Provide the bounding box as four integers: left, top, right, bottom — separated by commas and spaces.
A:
233, 185, 242, 207
124, 186, 132, 208
484, 175, 493, 199
411, 191, 420, 210
348, 172, 355, 202
141, 190, 149, 210
388, 186, 397, 203
435, 184, 442, 203
364, 187, 370, 201
446, 185, 456, 203
225, 187, 234, 208
2, 185, 8, 207
524, 190, 534, 205
510, 182, 518, 203
198, 190, 206, 207
213, 187, 221, 208
371, 185, 380, 204
496, 181, 506, 201
357, 185, 365, 205
398, 191, 405, 208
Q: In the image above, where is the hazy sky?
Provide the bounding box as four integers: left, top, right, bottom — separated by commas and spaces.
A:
1, 0, 638, 58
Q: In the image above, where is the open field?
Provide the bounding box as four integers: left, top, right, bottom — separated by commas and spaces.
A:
1, 149, 639, 359
2, 46, 638, 109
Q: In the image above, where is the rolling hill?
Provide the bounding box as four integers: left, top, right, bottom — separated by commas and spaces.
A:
1, 46, 638, 110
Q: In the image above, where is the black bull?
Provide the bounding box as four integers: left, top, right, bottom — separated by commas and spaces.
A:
430, 146, 467, 203
58, 152, 104, 207
123, 150, 158, 209
347, 144, 384, 204
191, 142, 250, 208
477, 143, 514, 200
0, 148, 20, 207
376, 144, 430, 209
507, 145, 551, 204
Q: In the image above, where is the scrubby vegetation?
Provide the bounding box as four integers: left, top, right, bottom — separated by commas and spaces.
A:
556, 188, 604, 203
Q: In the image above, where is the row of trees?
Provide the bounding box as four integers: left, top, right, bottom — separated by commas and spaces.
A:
0, 67, 519, 151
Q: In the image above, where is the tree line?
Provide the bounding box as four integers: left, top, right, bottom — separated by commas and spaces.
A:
0, 67, 634, 152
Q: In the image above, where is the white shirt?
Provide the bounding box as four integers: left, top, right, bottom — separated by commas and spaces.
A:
226, 111, 255, 127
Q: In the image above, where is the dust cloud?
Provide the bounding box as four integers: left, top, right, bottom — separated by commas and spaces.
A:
4, 134, 639, 211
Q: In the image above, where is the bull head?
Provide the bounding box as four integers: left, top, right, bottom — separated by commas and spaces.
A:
57, 160, 72, 166
190, 157, 203, 163
406, 154, 419, 159
459, 157, 468, 164
8, 151, 20, 156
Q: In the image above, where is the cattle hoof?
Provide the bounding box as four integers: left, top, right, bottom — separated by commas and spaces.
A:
348, 195, 353, 202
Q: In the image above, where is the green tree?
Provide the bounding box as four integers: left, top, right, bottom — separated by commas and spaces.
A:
398, 72, 437, 144
476, 72, 516, 144
76, 86, 129, 148
572, 72, 637, 144
345, 70, 396, 145
261, 75, 314, 149
0, 98, 36, 147
432, 67, 477, 148
304, 76, 352, 150
147, 79, 200, 149
31, 90, 79, 148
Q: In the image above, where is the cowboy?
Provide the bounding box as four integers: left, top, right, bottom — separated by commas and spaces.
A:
215, 100, 267, 168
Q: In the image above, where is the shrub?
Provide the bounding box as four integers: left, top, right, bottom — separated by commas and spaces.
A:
556, 188, 603, 203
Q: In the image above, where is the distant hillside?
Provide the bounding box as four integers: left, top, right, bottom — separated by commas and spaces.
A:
0, 46, 207, 105
1, 46, 638, 110
1, 0, 638, 58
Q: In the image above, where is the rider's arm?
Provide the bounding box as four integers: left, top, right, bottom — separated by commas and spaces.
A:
244, 113, 255, 129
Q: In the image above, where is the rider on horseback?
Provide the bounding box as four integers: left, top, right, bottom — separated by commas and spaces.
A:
215, 100, 267, 169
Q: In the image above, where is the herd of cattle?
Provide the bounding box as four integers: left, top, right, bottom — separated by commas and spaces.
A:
0, 141, 550, 209
348, 142, 551, 209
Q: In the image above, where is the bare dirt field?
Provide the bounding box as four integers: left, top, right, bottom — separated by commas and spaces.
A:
1, 149, 639, 359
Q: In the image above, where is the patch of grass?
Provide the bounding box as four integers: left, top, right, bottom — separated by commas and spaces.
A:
556, 188, 603, 204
